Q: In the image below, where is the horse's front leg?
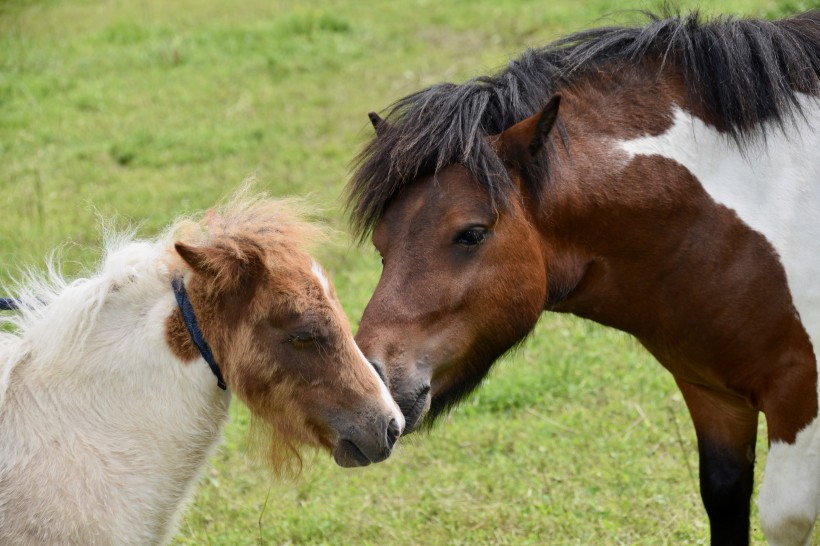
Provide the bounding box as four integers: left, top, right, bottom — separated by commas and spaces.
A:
758, 399, 820, 546
676, 379, 759, 546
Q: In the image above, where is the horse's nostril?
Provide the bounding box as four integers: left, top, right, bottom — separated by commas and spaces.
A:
386, 418, 401, 449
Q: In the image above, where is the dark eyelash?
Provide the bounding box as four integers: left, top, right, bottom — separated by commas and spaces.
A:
286, 332, 315, 344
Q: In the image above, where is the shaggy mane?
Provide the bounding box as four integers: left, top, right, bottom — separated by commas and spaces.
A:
170, 186, 324, 268
347, 10, 820, 239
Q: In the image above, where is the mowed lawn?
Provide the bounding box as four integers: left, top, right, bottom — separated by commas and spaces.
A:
1, 0, 816, 544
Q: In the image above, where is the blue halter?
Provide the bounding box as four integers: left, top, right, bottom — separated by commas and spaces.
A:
171, 276, 227, 391
0, 298, 18, 311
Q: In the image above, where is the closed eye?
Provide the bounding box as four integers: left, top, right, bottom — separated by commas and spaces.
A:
285, 331, 325, 348
286, 332, 314, 343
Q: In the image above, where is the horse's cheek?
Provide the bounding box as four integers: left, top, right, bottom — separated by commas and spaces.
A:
470, 249, 545, 347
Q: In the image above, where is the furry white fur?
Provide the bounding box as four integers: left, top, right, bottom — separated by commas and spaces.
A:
0, 234, 231, 545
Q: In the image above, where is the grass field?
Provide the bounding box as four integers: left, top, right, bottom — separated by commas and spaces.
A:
2, 0, 818, 544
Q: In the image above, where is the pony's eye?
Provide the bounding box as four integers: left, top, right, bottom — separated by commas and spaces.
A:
286, 332, 316, 345
455, 228, 487, 246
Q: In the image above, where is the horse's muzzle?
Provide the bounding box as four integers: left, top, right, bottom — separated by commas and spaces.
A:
396, 384, 431, 434
332, 417, 402, 468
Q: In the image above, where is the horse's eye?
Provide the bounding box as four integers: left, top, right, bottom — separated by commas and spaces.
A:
455, 228, 487, 246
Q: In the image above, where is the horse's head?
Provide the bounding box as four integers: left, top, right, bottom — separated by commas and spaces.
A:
355, 99, 561, 432
169, 198, 404, 470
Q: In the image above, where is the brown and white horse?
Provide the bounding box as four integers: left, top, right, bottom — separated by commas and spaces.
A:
0, 190, 403, 544
347, 11, 820, 546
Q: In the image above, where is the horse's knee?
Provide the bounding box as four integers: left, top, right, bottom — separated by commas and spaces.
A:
758, 490, 814, 546
759, 516, 813, 546
759, 440, 820, 546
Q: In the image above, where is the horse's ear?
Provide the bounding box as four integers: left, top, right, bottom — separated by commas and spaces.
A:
528, 95, 560, 155
368, 112, 387, 137
175, 241, 263, 292
495, 94, 561, 165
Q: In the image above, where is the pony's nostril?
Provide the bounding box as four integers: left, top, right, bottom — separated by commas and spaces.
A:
386, 417, 401, 449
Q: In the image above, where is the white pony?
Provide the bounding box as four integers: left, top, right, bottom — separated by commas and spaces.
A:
0, 192, 403, 545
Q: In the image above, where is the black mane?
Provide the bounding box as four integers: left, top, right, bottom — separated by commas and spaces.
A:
347, 10, 820, 238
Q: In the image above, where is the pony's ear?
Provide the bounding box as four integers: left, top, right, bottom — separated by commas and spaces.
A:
368, 111, 388, 137
494, 94, 561, 166
175, 241, 264, 292
175, 242, 216, 277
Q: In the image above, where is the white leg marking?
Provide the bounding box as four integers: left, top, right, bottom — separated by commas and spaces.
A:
619, 94, 820, 545
760, 420, 820, 546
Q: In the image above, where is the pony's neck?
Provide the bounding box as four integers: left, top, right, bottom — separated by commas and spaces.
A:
0, 241, 231, 544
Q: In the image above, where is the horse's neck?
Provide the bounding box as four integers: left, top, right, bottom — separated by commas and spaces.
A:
617, 93, 820, 345
0, 268, 230, 544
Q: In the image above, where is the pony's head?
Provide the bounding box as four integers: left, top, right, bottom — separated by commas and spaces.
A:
167, 192, 404, 471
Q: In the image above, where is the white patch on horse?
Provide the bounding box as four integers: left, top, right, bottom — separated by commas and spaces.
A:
311, 260, 331, 297
759, 428, 820, 546
618, 93, 820, 545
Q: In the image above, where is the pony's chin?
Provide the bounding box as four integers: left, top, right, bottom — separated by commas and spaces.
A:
332, 439, 372, 468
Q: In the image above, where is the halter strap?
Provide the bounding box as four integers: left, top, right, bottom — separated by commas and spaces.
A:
0, 298, 19, 311
171, 276, 227, 391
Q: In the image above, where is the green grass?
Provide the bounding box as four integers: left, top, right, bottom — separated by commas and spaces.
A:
2, 0, 817, 544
